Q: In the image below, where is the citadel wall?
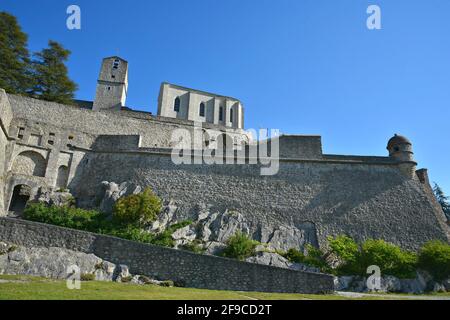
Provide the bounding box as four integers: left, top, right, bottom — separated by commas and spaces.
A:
7, 94, 248, 149
3, 93, 449, 251
0, 217, 335, 294
0, 90, 13, 216
69, 147, 450, 251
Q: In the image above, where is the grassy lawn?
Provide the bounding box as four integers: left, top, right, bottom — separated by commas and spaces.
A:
0, 275, 447, 300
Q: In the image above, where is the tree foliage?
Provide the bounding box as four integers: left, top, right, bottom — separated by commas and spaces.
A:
0, 12, 78, 104
433, 183, 450, 221
30, 40, 78, 104
418, 240, 450, 281
0, 12, 32, 94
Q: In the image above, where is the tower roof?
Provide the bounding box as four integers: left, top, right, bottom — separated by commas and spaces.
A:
387, 134, 411, 150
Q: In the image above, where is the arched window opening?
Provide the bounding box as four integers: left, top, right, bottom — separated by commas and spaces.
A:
199, 102, 205, 117
174, 97, 181, 112
230, 109, 234, 123
8, 184, 31, 214
12, 151, 47, 177
56, 166, 69, 190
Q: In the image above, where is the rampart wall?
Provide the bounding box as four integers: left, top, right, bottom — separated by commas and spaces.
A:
0, 217, 334, 294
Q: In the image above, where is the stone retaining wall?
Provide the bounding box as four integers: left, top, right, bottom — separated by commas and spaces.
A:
0, 217, 335, 294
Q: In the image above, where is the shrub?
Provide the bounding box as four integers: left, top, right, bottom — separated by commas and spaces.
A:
221, 231, 259, 261
120, 276, 133, 283
418, 240, 450, 281
328, 235, 362, 275
180, 240, 205, 254
283, 248, 306, 264
113, 188, 162, 227
159, 280, 174, 287
353, 239, 416, 279
24, 202, 106, 232
138, 275, 152, 284
80, 273, 95, 281
150, 220, 193, 248
108, 226, 154, 244
303, 245, 332, 273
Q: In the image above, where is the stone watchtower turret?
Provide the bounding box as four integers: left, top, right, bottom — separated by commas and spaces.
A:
387, 134, 417, 178
93, 56, 128, 111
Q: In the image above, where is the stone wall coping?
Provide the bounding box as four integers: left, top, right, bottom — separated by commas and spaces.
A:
72, 145, 404, 166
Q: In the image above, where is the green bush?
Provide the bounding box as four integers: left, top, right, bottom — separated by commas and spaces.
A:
282, 246, 331, 274
120, 276, 133, 283
328, 236, 417, 278
359, 239, 417, 279
159, 280, 174, 287
283, 248, 306, 264
418, 240, 450, 281
108, 226, 155, 244
180, 240, 205, 254
328, 235, 362, 275
113, 188, 162, 227
221, 232, 259, 261
24, 202, 106, 232
303, 245, 332, 273
80, 273, 95, 281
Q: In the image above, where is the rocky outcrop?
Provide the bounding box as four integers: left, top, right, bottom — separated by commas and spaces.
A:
37, 189, 75, 207
0, 241, 178, 286
334, 271, 449, 294
246, 252, 320, 273
96, 181, 142, 214
0, 241, 108, 280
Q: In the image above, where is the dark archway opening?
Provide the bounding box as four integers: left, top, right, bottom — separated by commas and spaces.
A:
8, 185, 31, 215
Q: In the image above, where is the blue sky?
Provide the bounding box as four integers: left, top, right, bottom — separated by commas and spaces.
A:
1, 0, 449, 193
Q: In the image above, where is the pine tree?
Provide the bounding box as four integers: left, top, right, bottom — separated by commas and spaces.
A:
31, 40, 77, 104
0, 12, 33, 94
433, 183, 450, 221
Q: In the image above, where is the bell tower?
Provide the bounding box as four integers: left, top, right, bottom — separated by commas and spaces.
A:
93, 57, 128, 111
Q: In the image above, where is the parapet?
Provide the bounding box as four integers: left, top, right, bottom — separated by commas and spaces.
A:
277, 135, 323, 159
90, 135, 141, 151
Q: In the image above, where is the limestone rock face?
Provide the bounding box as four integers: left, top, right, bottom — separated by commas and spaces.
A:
259, 223, 318, 252
97, 181, 142, 214
37, 189, 75, 207
245, 252, 321, 273
149, 200, 179, 232
0, 241, 117, 281
0, 242, 102, 279
333, 272, 447, 294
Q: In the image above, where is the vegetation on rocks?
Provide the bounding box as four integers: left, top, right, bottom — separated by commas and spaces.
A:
113, 187, 162, 227
23, 189, 191, 249
418, 240, 450, 281
221, 231, 259, 261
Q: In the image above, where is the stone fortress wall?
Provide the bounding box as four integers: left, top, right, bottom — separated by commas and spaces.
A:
0, 217, 335, 294
0, 90, 13, 215
0, 89, 449, 251
0, 55, 449, 256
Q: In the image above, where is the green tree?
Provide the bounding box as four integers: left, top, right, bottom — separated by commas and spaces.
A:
31, 40, 77, 104
433, 183, 450, 221
0, 12, 32, 94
